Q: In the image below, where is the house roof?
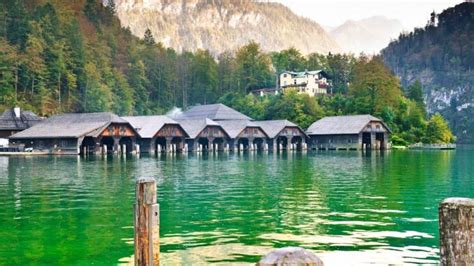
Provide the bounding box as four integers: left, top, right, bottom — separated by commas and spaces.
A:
306, 115, 391, 135
180, 103, 253, 121
253, 120, 303, 139
282, 70, 329, 78
175, 118, 223, 139
215, 120, 265, 139
10, 112, 130, 139
0, 109, 42, 131
122, 115, 185, 138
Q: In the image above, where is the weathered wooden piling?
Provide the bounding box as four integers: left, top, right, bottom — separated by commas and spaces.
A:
135, 177, 159, 266
439, 197, 474, 265
257, 247, 324, 266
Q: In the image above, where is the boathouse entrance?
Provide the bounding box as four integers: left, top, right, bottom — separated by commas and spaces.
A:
171, 137, 184, 152
237, 138, 249, 151
101, 137, 115, 153
119, 137, 134, 154
362, 132, 372, 150
291, 136, 304, 150
376, 132, 386, 150
212, 138, 226, 151
197, 138, 209, 151
253, 138, 265, 151
276, 136, 288, 151
155, 137, 166, 153
80, 137, 96, 155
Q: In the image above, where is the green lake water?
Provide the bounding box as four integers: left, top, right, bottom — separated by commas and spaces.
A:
0, 148, 473, 265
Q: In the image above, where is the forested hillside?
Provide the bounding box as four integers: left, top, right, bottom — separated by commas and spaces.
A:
0, 0, 454, 144
382, 2, 473, 143
0, 0, 354, 117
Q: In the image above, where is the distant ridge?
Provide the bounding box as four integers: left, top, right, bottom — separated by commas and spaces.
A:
330, 16, 404, 54
113, 0, 341, 55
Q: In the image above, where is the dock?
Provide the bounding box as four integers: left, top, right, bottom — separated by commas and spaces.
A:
409, 143, 456, 150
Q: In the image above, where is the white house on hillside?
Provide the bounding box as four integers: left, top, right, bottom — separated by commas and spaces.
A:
279, 70, 331, 97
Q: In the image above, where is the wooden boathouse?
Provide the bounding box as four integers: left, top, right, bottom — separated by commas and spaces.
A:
0, 107, 41, 139
253, 120, 307, 151
122, 116, 188, 153
216, 120, 268, 151
306, 115, 391, 150
9, 112, 138, 154
175, 118, 230, 152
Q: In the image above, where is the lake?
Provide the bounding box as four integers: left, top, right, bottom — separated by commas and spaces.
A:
0, 148, 472, 265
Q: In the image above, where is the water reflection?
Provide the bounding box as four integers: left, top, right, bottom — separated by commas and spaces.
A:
0, 149, 469, 265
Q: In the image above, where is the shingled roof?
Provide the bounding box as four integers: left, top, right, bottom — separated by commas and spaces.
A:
0, 109, 42, 131
10, 112, 129, 139
253, 120, 304, 139
180, 104, 253, 121
282, 70, 329, 78
175, 118, 225, 139
216, 120, 266, 139
122, 115, 185, 139
306, 115, 390, 135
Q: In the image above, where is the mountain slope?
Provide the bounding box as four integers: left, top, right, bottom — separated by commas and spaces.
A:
382, 3, 474, 143
113, 0, 340, 55
331, 16, 404, 54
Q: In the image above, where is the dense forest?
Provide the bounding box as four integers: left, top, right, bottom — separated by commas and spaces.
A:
382, 2, 473, 143
0, 0, 454, 144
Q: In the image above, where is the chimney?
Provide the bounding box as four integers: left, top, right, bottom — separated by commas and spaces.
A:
13, 107, 21, 118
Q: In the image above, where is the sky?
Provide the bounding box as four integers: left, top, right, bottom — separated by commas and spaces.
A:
271, 0, 464, 30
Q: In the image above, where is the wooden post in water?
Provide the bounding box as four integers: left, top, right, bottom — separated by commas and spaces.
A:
439, 197, 474, 265
258, 247, 324, 266
135, 177, 159, 266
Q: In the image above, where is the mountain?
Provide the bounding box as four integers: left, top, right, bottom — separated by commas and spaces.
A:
382, 3, 474, 143
330, 16, 404, 54
113, 0, 340, 55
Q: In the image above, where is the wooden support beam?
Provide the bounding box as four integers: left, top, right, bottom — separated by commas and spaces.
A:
135, 177, 159, 266
439, 197, 474, 265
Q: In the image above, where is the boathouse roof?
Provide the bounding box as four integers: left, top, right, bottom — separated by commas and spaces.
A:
175, 118, 222, 139
0, 108, 42, 131
122, 115, 183, 139
216, 120, 265, 139
306, 115, 391, 135
180, 104, 253, 121
10, 112, 129, 139
253, 120, 303, 139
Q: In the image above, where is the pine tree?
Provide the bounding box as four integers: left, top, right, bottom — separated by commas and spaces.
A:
106, 0, 117, 14
407, 80, 424, 103
143, 29, 155, 45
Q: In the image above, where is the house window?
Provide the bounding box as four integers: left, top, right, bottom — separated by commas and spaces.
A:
328, 139, 332, 143
294, 79, 297, 85
348, 139, 352, 143
283, 74, 287, 78
376, 125, 381, 130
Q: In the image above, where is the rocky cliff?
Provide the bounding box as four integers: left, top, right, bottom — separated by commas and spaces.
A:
113, 0, 340, 55
382, 3, 474, 143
